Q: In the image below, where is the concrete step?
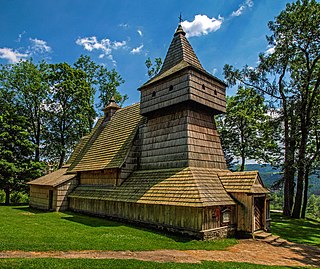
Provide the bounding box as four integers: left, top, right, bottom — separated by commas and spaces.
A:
254, 231, 272, 239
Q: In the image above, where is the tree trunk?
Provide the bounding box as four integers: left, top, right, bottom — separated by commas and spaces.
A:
283, 115, 295, 216
240, 155, 245, 171
301, 166, 310, 219
35, 121, 41, 162
292, 119, 308, 218
58, 150, 66, 169
4, 185, 10, 205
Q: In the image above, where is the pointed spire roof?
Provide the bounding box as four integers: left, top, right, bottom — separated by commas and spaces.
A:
159, 25, 204, 74
139, 25, 206, 89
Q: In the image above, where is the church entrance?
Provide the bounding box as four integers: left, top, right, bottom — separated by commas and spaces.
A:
254, 197, 264, 231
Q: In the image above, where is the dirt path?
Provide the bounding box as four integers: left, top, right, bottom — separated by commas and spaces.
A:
0, 240, 319, 267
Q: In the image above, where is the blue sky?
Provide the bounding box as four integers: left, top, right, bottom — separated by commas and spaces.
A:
0, 0, 293, 106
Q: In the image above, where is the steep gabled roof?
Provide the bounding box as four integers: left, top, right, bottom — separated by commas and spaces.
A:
69, 167, 235, 207
218, 171, 269, 194
28, 165, 76, 187
68, 103, 145, 172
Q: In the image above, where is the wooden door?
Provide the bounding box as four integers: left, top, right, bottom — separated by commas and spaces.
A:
254, 197, 264, 231
48, 190, 53, 210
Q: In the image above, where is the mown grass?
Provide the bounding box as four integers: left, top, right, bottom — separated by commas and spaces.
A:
271, 212, 320, 247
0, 259, 310, 269
0, 206, 236, 251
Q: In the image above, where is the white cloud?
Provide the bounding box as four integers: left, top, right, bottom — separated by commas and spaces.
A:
0, 47, 29, 63
137, 30, 143, 37
212, 68, 218, 75
130, 44, 144, 54
29, 38, 52, 53
265, 46, 275, 55
76, 36, 127, 60
181, 14, 223, 38
231, 0, 254, 17
113, 41, 126, 49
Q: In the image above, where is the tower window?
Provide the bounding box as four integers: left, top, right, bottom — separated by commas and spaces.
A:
214, 89, 217, 95
152, 91, 156, 97
169, 85, 173, 91
202, 84, 205, 90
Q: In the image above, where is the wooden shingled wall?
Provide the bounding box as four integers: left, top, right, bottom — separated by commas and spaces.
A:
140, 105, 226, 170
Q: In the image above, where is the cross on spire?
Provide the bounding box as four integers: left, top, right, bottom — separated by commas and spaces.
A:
178, 13, 183, 24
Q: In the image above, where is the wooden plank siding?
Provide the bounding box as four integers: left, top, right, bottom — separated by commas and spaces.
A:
69, 197, 203, 234
56, 178, 78, 211
29, 186, 56, 211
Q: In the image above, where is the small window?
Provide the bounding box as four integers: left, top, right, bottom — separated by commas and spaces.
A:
214, 89, 217, 95
152, 91, 156, 97
221, 208, 231, 224
169, 85, 173, 91
202, 84, 205, 90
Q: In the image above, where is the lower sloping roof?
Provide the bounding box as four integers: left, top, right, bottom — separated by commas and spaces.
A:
69, 167, 235, 207
218, 171, 269, 194
68, 103, 145, 172
28, 165, 76, 187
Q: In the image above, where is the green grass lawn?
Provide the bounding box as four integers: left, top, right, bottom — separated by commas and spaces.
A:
0, 259, 308, 269
0, 206, 236, 251
271, 212, 320, 247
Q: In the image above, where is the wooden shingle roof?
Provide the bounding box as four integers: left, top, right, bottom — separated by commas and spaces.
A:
28, 165, 76, 187
160, 25, 203, 74
218, 171, 269, 194
69, 167, 235, 207
139, 25, 226, 90
68, 103, 145, 172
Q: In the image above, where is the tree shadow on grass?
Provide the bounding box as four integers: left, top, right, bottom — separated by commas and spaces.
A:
12, 206, 48, 214
284, 242, 320, 267
271, 212, 320, 267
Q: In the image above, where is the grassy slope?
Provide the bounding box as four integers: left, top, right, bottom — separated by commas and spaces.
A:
271, 212, 320, 247
0, 206, 236, 251
0, 259, 307, 269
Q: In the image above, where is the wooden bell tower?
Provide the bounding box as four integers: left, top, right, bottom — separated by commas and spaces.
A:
138, 25, 227, 170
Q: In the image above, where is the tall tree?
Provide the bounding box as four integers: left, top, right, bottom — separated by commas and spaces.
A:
0, 87, 43, 204
0, 60, 48, 161
224, 0, 320, 217
44, 63, 96, 168
216, 87, 278, 171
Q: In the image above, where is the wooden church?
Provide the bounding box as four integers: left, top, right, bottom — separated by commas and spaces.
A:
28, 25, 270, 239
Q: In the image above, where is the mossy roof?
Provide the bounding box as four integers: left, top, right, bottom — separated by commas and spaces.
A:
68, 103, 145, 172
69, 167, 235, 207
28, 165, 76, 187
218, 171, 269, 194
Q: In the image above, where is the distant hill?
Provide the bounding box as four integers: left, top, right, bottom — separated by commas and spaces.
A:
244, 164, 320, 195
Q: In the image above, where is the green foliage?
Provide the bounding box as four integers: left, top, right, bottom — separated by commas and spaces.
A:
145, 57, 162, 78
0, 206, 236, 251
216, 87, 279, 171
10, 191, 29, 204
43, 62, 96, 167
74, 55, 127, 110
0, 87, 44, 204
223, 0, 320, 217
0, 259, 299, 269
306, 194, 320, 219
